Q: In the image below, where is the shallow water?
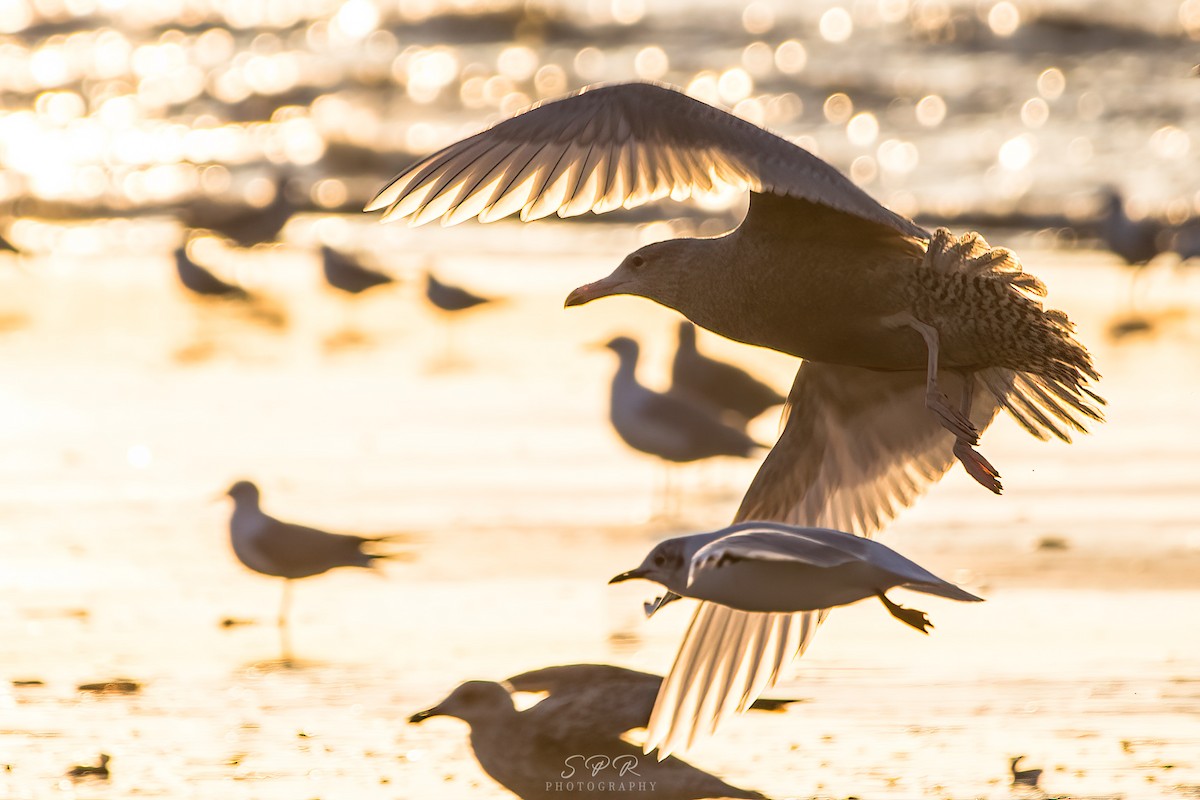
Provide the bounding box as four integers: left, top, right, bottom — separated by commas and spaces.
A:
1, 235, 1199, 798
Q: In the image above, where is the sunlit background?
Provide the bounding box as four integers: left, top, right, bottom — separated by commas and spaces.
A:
1, 0, 1199, 798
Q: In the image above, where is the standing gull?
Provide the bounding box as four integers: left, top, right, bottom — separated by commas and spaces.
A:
321, 245, 395, 295
224, 480, 399, 660
181, 175, 294, 247
366, 82, 1104, 753
174, 247, 251, 301
409, 678, 769, 800
603, 336, 763, 464
424, 270, 492, 313
671, 322, 785, 423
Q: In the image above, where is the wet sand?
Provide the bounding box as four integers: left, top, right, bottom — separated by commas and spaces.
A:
0, 228, 1198, 799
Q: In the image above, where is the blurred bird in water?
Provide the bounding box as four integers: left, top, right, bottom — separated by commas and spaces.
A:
1009, 755, 1043, 789
603, 336, 764, 514
224, 480, 404, 662
410, 677, 769, 800
670, 322, 784, 424
173, 246, 251, 301
368, 81, 1103, 756
321, 245, 395, 295
181, 175, 294, 248
66, 754, 110, 780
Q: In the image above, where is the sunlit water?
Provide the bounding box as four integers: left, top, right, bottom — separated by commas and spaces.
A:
2, 1, 1200, 798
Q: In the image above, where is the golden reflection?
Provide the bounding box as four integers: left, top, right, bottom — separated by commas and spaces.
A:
823, 92, 854, 125
915, 94, 946, 127
741, 1, 774, 35
819, 6, 854, 43
987, 1, 1021, 37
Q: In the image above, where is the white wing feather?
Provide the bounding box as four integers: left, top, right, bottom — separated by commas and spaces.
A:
644, 363, 1003, 758
367, 82, 927, 238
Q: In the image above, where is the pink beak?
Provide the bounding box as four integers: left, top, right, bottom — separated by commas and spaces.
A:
564, 275, 628, 307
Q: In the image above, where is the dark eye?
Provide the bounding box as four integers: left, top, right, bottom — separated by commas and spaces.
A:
653, 553, 666, 567
629, 255, 645, 269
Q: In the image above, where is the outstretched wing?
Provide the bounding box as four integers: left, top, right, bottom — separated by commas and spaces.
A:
644, 362, 1002, 757
366, 82, 926, 238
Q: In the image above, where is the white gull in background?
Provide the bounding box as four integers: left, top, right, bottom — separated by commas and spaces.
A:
225, 480, 404, 660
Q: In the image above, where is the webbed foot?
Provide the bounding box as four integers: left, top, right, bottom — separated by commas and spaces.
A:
954, 438, 1003, 494
877, 591, 934, 634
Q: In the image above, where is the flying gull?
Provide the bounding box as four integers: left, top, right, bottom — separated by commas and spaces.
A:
611, 521, 982, 632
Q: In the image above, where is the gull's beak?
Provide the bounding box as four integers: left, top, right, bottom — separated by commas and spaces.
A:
408, 706, 441, 724
608, 568, 645, 584
564, 274, 628, 307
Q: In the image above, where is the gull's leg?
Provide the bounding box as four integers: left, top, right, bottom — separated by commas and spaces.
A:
889, 314, 979, 443
279, 580, 294, 664
876, 590, 933, 634
952, 374, 1003, 494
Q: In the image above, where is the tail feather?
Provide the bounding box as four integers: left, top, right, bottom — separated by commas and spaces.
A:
903, 580, 984, 603
979, 367, 1104, 444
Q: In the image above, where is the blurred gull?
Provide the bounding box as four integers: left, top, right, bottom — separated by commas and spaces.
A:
670, 322, 784, 423
604, 336, 764, 465
174, 247, 251, 301
368, 82, 1104, 755
611, 521, 981, 634
425, 270, 492, 313
604, 335, 763, 513
1010, 755, 1044, 789
1096, 189, 1162, 266
66, 754, 110, 780
181, 175, 294, 248
321, 245, 395, 295
410, 678, 769, 800
224, 480, 402, 660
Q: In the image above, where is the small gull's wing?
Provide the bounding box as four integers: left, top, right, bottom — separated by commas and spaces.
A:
688, 527, 864, 586
367, 82, 927, 238
645, 362, 1002, 757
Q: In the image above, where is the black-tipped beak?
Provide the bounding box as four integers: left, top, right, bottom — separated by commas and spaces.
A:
409, 707, 440, 724
608, 569, 645, 585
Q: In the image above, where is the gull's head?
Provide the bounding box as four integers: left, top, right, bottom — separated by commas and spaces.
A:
225, 480, 260, 505
408, 680, 513, 725
609, 539, 689, 592
602, 335, 640, 363
565, 239, 693, 310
